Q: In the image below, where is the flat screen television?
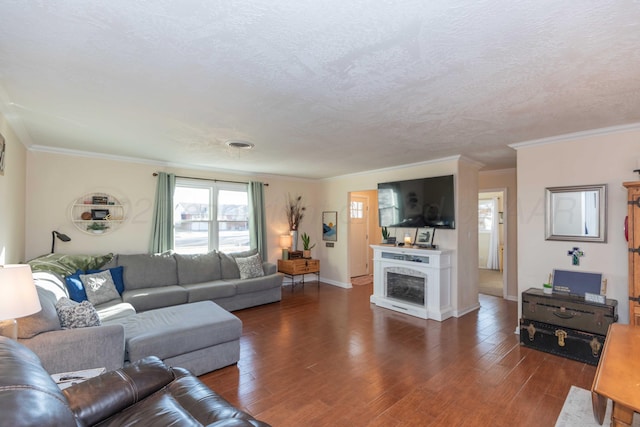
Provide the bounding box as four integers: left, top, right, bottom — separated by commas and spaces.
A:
377, 174, 455, 229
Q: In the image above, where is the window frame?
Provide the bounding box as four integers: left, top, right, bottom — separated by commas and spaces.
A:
174, 178, 249, 254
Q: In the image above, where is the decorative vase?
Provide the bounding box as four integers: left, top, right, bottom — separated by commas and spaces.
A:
303, 250, 311, 259
291, 230, 298, 252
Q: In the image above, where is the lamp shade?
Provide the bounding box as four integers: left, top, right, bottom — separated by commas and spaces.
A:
279, 234, 292, 248
0, 264, 41, 321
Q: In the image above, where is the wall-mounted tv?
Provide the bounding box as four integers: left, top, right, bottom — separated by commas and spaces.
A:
377, 174, 455, 229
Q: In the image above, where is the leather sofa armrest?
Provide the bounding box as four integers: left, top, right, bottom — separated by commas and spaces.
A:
63, 356, 175, 426
170, 367, 272, 427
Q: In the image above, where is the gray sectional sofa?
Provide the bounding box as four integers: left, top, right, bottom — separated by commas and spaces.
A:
107, 250, 282, 313
18, 249, 283, 376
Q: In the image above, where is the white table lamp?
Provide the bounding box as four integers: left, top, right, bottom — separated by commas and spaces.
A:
280, 234, 292, 259
0, 264, 41, 340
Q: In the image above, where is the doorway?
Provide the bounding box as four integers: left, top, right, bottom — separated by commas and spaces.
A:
349, 190, 377, 284
478, 190, 506, 298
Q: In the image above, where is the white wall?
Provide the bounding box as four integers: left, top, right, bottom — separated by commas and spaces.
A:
516, 126, 640, 324
319, 156, 480, 316
0, 114, 27, 263
24, 150, 320, 263
17, 119, 640, 323
455, 157, 481, 315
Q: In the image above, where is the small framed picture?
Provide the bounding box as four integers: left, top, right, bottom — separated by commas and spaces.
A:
322, 211, 337, 241
416, 227, 435, 246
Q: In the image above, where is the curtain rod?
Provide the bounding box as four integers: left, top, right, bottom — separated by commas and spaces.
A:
152, 173, 268, 186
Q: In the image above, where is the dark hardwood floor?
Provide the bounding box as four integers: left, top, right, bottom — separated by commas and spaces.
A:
200, 283, 596, 426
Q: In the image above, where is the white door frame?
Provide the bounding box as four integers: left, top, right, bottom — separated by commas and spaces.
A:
478, 187, 508, 299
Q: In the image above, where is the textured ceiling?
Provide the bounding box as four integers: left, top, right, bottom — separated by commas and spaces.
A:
1, 1, 640, 179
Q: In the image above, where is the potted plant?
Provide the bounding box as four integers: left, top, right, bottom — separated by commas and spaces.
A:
381, 226, 390, 243
87, 221, 109, 234
301, 232, 315, 258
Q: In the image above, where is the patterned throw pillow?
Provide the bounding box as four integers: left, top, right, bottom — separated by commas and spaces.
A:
79, 270, 121, 305
86, 266, 125, 295
235, 253, 265, 280
55, 297, 101, 329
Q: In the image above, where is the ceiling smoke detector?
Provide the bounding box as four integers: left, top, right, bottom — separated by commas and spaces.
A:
225, 140, 255, 150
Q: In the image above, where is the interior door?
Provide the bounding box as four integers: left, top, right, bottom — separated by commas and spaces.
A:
349, 194, 369, 277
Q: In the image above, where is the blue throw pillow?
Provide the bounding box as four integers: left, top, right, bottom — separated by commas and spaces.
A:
87, 266, 125, 295
64, 270, 88, 302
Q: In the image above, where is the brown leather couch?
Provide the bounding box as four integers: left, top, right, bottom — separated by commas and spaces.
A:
0, 336, 271, 427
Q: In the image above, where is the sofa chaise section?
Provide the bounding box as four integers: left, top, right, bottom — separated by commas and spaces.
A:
103, 300, 242, 376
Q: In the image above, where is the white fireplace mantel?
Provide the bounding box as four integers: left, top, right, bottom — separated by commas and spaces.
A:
370, 245, 452, 321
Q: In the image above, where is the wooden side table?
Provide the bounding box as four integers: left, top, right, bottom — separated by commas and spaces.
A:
277, 258, 320, 290
591, 324, 640, 426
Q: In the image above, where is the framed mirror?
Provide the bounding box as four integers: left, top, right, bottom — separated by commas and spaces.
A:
545, 184, 607, 242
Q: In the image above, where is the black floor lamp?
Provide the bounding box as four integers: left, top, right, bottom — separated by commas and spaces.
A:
51, 231, 71, 253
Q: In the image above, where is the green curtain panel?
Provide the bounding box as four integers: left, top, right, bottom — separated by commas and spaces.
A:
248, 181, 267, 260
149, 172, 176, 253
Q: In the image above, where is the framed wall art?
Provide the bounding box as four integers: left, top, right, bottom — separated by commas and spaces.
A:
0, 132, 5, 175
322, 211, 337, 241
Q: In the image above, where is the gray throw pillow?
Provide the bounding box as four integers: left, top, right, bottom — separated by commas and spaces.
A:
175, 251, 221, 284
116, 252, 177, 289
219, 252, 241, 279
55, 297, 101, 328
235, 253, 265, 280
80, 270, 121, 306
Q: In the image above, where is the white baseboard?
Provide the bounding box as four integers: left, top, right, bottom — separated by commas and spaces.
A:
453, 302, 480, 318
320, 277, 352, 288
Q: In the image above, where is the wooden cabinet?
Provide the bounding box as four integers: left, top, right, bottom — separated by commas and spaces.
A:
591, 324, 640, 425
278, 259, 319, 275
624, 181, 640, 326
277, 259, 320, 289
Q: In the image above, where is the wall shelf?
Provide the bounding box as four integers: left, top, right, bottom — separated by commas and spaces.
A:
69, 192, 126, 235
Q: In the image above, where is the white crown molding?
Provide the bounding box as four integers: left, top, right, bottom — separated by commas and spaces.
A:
29, 144, 170, 166
458, 155, 485, 169
28, 144, 314, 182
510, 122, 640, 149
27, 144, 257, 177
479, 167, 516, 176
324, 155, 462, 181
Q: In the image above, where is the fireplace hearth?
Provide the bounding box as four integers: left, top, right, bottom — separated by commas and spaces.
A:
386, 271, 426, 306
370, 245, 452, 321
